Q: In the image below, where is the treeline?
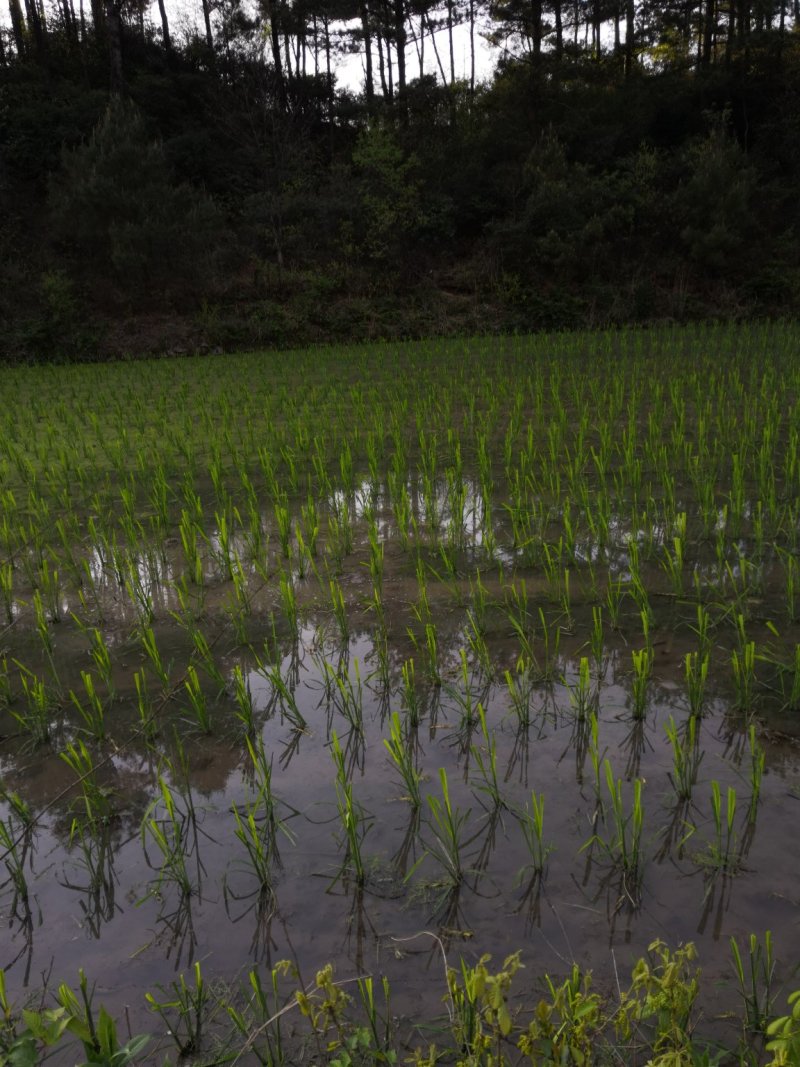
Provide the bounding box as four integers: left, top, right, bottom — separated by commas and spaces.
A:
0, 0, 799, 359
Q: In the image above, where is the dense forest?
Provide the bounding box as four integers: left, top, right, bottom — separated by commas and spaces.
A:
0, 0, 798, 358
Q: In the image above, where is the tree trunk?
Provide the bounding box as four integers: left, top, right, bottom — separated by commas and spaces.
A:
324, 15, 333, 118
200, 0, 214, 60
425, 10, 448, 83
283, 29, 293, 84
625, 0, 634, 72
23, 0, 47, 62
446, 0, 455, 84
62, 0, 77, 46
104, 0, 123, 93
738, 0, 749, 43
9, 0, 26, 57
157, 0, 171, 52
361, 2, 374, 104
554, 0, 563, 58
701, 0, 714, 65
469, 0, 475, 94
393, 0, 406, 105
532, 0, 542, 53
262, 0, 287, 109
376, 28, 388, 96
90, 0, 103, 36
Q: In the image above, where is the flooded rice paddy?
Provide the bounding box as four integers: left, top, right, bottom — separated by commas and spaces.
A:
1, 323, 800, 1060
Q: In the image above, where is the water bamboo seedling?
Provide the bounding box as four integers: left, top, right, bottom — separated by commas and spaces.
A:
146, 962, 207, 1057
730, 931, 775, 1035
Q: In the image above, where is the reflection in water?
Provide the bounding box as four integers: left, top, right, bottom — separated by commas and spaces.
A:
59, 822, 121, 939
1, 821, 41, 985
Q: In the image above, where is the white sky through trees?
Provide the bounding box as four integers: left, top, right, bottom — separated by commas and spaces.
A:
0, 0, 497, 92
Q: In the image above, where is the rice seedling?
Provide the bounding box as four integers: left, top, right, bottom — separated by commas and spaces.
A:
466, 610, 493, 678
416, 767, 473, 897
279, 570, 298, 637
330, 731, 371, 888
231, 798, 277, 899
399, 657, 420, 728
179, 509, 204, 585
470, 704, 506, 814
660, 512, 687, 596
779, 548, 799, 622
631, 646, 653, 720
0, 561, 13, 624
69, 671, 107, 741
328, 498, 353, 563
123, 555, 155, 626
697, 780, 740, 875
745, 724, 764, 824
589, 605, 606, 678
87, 628, 114, 704
60, 740, 115, 827
605, 575, 625, 629
516, 791, 552, 876
416, 621, 441, 686
411, 555, 432, 627
12, 665, 53, 748
731, 640, 757, 712
504, 664, 533, 730
665, 715, 703, 801
32, 590, 58, 683
383, 711, 422, 808
260, 657, 307, 732
36, 559, 62, 623
684, 651, 709, 716
140, 626, 171, 696
568, 657, 594, 721
690, 603, 712, 662
583, 760, 645, 899
140, 776, 196, 900
328, 577, 349, 643
532, 607, 561, 684
231, 663, 256, 736
183, 665, 213, 734
327, 658, 365, 736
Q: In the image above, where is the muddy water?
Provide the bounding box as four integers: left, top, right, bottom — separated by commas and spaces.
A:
2, 560, 800, 1062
